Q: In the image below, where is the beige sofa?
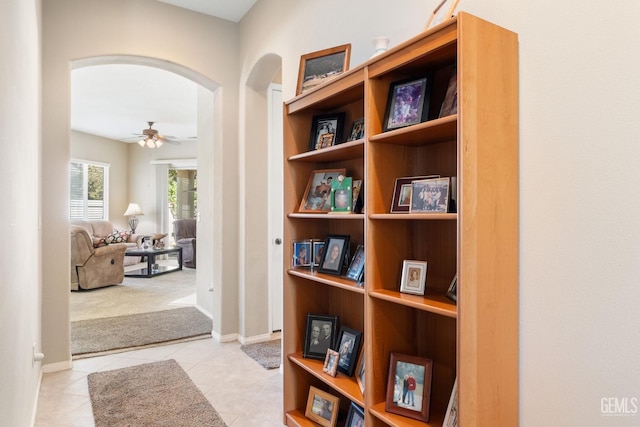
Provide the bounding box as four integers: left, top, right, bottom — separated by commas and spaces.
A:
70, 220, 143, 291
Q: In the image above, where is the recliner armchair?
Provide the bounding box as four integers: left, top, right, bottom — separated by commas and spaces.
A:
70, 225, 127, 290
173, 219, 196, 268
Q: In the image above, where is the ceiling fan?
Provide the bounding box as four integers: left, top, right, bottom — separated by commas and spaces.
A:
124, 121, 181, 148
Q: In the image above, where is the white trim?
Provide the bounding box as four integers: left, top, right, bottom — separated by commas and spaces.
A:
70, 157, 111, 168
238, 331, 281, 345
211, 331, 239, 343
30, 369, 43, 427
42, 359, 73, 373
150, 158, 197, 169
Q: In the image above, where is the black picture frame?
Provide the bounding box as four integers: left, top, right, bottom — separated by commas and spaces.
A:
345, 402, 365, 427
446, 274, 457, 303
303, 314, 339, 360
318, 234, 350, 275
383, 76, 432, 132
345, 245, 365, 282
309, 112, 345, 151
347, 117, 364, 141
335, 326, 363, 376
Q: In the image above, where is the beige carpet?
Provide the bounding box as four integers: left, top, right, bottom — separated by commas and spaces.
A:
88, 359, 227, 427
71, 261, 196, 321
241, 339, 282, 370
72, 307, 212, 357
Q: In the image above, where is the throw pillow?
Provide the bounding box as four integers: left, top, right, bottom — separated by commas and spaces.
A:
92, 237, 109, 248
106, 229, 131, 244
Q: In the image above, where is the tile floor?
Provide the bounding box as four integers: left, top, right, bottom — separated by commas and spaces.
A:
35, 337, 284, 426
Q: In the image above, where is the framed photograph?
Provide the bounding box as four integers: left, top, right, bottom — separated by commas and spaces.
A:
312, 240, 326, 267
309, 113, 346, 151
318, 234, 350, 275
410, 177, 450, 213
335, 326, 363, 376
347, 117, 364, 141
400, 260, 428, 295
439, 66, 458, 117
385, 353, 433, 422
355, 352, 365, 395
383, 76, 431, 132
446, 274, 457, 303
297, 43, 351, 96
390, 175, 440, 213
345, 402, 365, 427
443, 378, 458, 427
330, 176, 352, 213
303, 314, 339, 360
292, 240, 312, 267
351, 179, 363, 213
322, 349, 340, 377
299, 168, 346, 213
345, 245, 365, 282
305, 386, 340, 427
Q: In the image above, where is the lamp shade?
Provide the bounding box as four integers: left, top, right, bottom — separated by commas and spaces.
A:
123, 203, 144, 216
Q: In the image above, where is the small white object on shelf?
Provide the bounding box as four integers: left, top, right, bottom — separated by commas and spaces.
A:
371, 37, 390, 57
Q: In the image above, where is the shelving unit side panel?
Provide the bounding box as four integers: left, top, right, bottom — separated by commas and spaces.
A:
457, 12, 519, 426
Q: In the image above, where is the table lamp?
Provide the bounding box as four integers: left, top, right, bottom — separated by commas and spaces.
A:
123, 203, 144, 233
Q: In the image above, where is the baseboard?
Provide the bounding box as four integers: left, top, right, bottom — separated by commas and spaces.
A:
211, 331, 238, 343
42, 359, 73, 373
30, 368, 43, 427
238, 331, 281, 345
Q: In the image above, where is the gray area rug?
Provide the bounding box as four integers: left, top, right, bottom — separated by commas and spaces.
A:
240, 339, 281, 369
72, 306, 212, 358
88, 359, 227, 427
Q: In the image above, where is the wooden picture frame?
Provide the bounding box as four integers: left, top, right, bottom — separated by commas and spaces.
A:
299, 168, 346, 213
330, 175, 352, 214
309, 112, 346, 151
390, 175, 440, 213
347, 117, 364, 141
318, 234, 350, 275
383, 76, 431, 132
443, 378, 458, 427
385, 353, 433, 422
345, 245, 365, 282
410, 177, 450, 213
446, 274, 457, 303
305, 386, 340, 427
439, 66, 458, 117
292, 240, 312, 267
335, 326, 363, 376
297, 44, 351, 96
345, 402, 365, 427
312, 239, 325, 267
400, 260, 428, 295
303, 314, 339, 360
323, 349, 340, 377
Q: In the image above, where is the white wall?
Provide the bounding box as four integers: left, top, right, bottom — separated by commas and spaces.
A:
237, 0, 640, 425
0, 1, 42, 425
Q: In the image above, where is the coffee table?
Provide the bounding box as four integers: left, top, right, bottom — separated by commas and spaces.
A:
124, 246, 183, 278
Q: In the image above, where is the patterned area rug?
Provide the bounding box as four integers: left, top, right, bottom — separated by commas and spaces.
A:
240, 339, 281, 369
72, 306, 212, 358
88, 359, 226, 427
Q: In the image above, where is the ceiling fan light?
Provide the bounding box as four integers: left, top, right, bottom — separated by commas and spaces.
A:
146, 138, 155, 148
138, 139, 146, 147
155, 140, 163, 147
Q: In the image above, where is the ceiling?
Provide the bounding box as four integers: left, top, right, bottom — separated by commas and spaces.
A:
70, 0, 258, 143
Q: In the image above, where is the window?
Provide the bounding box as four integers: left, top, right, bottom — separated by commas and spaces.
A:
168, 168, 197, 220
70, 160, 110, 220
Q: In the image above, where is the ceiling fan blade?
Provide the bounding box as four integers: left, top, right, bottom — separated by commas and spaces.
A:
157, 135, 181, 145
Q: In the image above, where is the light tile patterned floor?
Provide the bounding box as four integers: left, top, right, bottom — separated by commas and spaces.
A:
35, 338, 284, 427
